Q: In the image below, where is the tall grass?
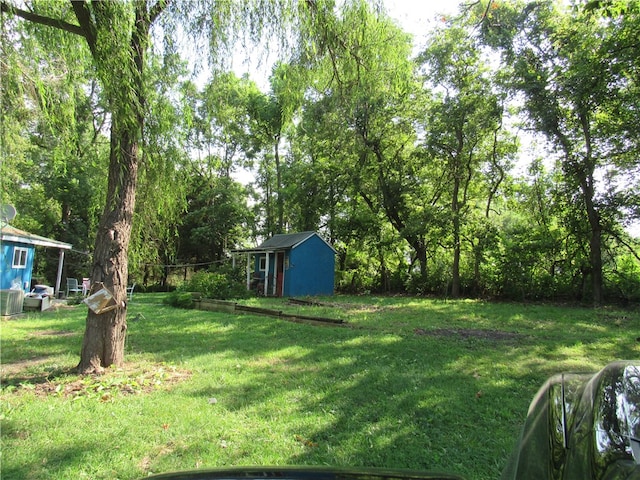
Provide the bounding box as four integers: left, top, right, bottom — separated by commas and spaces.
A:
1, 294, 638, 480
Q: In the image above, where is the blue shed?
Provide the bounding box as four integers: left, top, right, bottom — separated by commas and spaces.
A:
1, 223, 72, 296
233, 231, 336, 297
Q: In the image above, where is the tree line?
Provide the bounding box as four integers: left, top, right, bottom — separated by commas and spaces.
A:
1, 0, 639, 369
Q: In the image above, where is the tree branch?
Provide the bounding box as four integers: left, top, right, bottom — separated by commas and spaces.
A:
149, 0, 170, 24
0, 0, 84, 37
608, 228, 640, 262
70, 1, 97, 55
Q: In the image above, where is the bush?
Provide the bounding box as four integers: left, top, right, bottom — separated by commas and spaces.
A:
183, 265, 249, 300
606, 254, 640, 303
163, 291, 195, 309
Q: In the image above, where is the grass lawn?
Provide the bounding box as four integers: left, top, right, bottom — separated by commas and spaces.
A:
1, 294, 639, 480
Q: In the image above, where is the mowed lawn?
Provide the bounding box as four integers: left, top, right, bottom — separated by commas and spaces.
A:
1, 294, 639, 480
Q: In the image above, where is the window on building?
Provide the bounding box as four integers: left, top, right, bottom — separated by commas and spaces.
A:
259, 256, 266, 271
12, 247, 28, 268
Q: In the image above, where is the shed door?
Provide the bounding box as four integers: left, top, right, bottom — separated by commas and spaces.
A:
275, 252, 284, 297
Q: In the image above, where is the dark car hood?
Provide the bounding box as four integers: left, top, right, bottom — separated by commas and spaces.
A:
145, 466, 463, 480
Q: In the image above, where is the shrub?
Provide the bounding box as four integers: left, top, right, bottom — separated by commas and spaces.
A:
183, 265, 249, 300
163, 291, 195, 309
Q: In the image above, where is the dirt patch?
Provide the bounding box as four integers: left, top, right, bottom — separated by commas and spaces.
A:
2, 362, 191, 400
0, 355, 59, 378
414, 327, 524, 341
29, 329, 76, 337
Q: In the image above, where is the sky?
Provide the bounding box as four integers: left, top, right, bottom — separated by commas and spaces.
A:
383, 0, 461, 45
228, 0, 462, 89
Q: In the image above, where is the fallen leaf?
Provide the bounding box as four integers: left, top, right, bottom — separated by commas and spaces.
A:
294, 434, 318, 447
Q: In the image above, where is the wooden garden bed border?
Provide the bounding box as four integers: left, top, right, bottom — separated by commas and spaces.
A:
192, 296, 345, 326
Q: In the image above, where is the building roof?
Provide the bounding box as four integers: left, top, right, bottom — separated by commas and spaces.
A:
259, 231, 317, 249
1, 223, 72, 250
233, 231, 336, 253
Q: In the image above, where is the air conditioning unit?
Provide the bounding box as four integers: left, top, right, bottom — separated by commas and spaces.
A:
0, 289, 24, 316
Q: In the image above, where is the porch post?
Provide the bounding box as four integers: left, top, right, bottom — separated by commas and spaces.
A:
55, 249, 65, 298
281, 252, 286, 297
264, 251, 270, 296
245, 253, 251, 290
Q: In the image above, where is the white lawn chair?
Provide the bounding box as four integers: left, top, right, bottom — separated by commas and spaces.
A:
126, 283, 136, 301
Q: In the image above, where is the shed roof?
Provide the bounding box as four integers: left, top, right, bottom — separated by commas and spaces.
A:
259, 231, 316, 249
1, 224, 72, 250
233, 231, 336, 254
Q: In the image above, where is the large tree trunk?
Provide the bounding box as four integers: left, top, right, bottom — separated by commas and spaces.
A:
414, 240, 427, 278
576, 115, 604, 305
589, 226, 603, 303
75, 2, 152, 373
451, 176, 461, 299
77, 125, 139, 374
581, 175, 603, 305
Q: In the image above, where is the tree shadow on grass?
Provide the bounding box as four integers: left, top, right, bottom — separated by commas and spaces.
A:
1, 361, 77, 390
1, 325, 81, 390
152, 302, 637, 478
3, 298, 638, 479
0, 438, 96, 480
173, 320, 544, 479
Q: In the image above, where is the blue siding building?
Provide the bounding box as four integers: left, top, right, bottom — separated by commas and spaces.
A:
1, 224, 72, 295
233, 232, 336, 297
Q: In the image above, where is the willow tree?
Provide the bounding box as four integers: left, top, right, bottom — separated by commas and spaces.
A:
302, 2, 436, 286
0, 6, 106, 260
0, 0, 169, 373
0, 0, 352, 373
